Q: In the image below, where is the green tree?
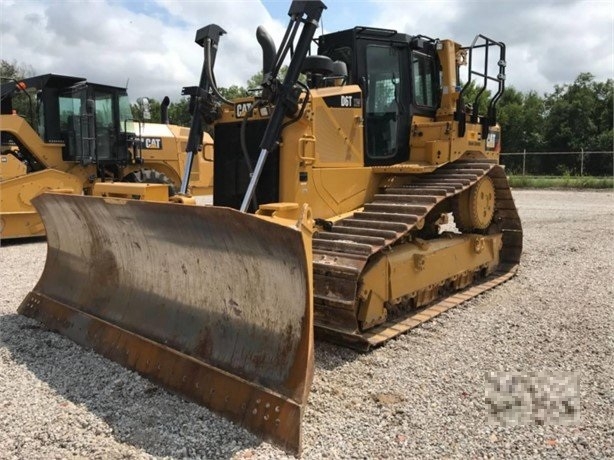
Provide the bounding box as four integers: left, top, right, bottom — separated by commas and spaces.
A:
543, 73, 613, 175
460, 80, 492, 116
218, 84, 249, 100
130, 98, 193, 127
1, 59, 36, 124
544, 73, 613, 151
217, 65, 293, 100
167, 98, 191, 126
590, 79, 614, 151
131, 98, 162, 123
497, 86, 525, 153
246, 71, 265, 89
522, 92, 546, 151
0, 59, 34, 83
497, 88, 547, 174
498, 87, 545, 153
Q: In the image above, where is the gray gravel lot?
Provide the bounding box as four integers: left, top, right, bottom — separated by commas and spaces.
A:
1, 189, 613, 459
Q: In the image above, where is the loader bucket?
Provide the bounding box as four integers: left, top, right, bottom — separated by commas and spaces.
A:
19, 193, 314, 454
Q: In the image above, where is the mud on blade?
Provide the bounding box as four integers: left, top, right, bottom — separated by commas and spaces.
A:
19, 193, 314, 454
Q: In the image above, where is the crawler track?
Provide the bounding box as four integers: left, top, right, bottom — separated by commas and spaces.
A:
312, 159, 523, 350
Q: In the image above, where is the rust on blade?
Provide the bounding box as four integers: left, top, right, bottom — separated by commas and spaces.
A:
19, 193, 314, 454
19, 291, 303, 449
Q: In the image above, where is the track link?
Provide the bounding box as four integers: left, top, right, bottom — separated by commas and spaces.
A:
312, 159, 523, 350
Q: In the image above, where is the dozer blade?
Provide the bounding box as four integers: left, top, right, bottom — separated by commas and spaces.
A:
19, 193, 314, 454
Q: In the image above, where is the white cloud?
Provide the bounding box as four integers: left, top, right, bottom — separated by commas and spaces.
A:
0, 0, 611, 102
0, 0, 287, 101
368, 0, 613, 94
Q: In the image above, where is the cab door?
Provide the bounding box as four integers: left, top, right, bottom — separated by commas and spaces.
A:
59, 85, 95, 164
58, 85, 118, 164
361, 41, 410, 166
91, 89, 115, 162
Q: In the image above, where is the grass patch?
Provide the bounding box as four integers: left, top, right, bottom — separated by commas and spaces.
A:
508, 175, 613, 189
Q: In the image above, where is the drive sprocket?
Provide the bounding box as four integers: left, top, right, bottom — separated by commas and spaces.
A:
452, 175, 495, 232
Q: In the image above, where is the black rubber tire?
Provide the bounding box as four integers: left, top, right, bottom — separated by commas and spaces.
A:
122, 168, 177, 196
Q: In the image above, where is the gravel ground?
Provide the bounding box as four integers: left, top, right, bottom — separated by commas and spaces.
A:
1, 189, 612, 459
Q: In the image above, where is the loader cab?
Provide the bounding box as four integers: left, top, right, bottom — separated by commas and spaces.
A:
1, 74, 134, 167
55, 80, 134, 166
317, 27, 441, 166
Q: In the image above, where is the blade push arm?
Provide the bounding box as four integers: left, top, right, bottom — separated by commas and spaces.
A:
240, 0, 327, 211
180, 24, 226, 194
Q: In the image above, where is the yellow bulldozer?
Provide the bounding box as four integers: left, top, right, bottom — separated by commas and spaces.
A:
18, 1, 522, 454
0, 73, 213, 239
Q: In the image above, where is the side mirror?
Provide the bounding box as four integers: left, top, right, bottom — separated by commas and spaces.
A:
136, 97, 151, 121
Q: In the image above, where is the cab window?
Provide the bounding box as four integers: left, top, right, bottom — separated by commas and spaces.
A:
58, 94, 82, 129
118, 94, 134, 132
412, 52, 437, 108
365, 44, 401, 159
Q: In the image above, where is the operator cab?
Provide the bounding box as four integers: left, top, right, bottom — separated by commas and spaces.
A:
1, 74, 135, 167
55, 78, 135, 166
317, 27, 440, 166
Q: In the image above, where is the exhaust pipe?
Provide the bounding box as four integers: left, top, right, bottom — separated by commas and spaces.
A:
257, 26, 276, 80
161, 96, 170, 124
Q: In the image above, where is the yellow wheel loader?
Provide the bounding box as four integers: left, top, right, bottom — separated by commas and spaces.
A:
18, 1, 522, 454
0, 74, 213, 239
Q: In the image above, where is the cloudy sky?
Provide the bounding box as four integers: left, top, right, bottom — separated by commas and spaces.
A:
1, 0, 612, 102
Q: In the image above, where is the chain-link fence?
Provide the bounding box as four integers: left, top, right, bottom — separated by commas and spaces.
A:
500, 151, 614, 176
